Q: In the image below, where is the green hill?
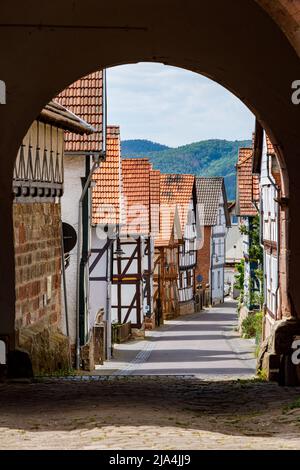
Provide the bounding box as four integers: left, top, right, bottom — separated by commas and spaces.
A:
121, 139, 169, 155
121, 139, 251, 200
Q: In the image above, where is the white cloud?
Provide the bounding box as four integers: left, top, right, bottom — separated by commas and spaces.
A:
107, 63, 254, 147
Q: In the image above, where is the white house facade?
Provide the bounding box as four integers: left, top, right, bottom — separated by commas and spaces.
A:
195, 177, 231, 306
224, 202, 243, 296
259, 134, 281, 339
210, 192, 229, 304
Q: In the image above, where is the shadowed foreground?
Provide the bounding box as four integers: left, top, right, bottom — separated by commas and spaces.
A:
1, 377, 300, 449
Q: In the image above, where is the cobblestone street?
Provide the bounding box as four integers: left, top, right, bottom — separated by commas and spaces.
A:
0, 302, 300, 450
0, 377, 300, 449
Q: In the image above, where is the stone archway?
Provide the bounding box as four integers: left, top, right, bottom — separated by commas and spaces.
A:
0, 0, 299, 380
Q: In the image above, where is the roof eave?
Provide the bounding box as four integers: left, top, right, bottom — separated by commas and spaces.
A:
39, 101, 96, 135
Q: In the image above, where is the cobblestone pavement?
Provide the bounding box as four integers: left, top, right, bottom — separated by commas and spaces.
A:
1, 302, 299, 450
0, 377, 300, 449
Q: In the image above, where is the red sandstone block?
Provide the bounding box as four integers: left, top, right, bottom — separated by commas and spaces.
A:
31, 297, 39, 311
50, 312, 58, 324
18, 225, 26, 244
18, 285, 27, 301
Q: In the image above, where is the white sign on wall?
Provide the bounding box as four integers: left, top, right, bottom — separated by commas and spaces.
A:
0, 340, 6, 364
0, 80, 6, 104
291, 80, 300, 105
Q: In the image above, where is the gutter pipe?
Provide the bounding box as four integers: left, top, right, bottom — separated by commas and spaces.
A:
75, 156, 101, 370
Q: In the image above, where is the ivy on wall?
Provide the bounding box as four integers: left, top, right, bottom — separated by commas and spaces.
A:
235, 215, 264, 310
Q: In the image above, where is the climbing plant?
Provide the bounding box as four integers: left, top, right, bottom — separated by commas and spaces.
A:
236, 215, 264, 310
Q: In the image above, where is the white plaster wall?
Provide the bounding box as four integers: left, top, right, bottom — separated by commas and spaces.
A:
226, 223, 243, 264
61, 155, 86, 345
211, 193, 227, 303
261, 137, 278, 244
89, 230, 111, 324
111, 237, 145, 325
89, 229, 112, 359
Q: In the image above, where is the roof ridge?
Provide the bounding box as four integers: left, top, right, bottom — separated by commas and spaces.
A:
196, 176, 224, 180
163, 172, 194, 178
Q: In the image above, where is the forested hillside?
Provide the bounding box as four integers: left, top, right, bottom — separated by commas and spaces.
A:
121, 139, 251, 200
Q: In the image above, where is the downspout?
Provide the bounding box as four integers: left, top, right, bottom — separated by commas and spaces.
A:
60, 222, 72, 367
106, 239, 113, 360
75, 156, 101, 370
60, 223, 69, 338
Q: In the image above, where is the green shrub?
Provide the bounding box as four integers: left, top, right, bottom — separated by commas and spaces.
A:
257, 368, 268, 381
241, 311, 263, 340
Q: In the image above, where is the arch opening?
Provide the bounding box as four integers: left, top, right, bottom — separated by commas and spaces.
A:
0, 0, 299, 384
10, 60, 293, 383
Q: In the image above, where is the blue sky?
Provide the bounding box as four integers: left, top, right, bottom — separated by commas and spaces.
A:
107, 63, 255, 148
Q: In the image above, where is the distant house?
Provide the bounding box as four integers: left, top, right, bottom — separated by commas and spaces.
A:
116, 157, 155, 335
225, 201, 243, 297
235, 145, 261, 317
195, 177, 231, 305
91, 139, 157, 343
154, 176, 183, 321
156, 174, 198, 317
56, 70, 107, 369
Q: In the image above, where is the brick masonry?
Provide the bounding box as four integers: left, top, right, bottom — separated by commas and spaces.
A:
13, 202, 70, 374
195, 226, 211, 288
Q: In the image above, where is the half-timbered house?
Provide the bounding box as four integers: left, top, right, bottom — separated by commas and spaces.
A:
154, 175, 189, 320
13, 101, 94, 374
91, 130, 157, 345
115, 158, 154, 335
252, 133, 282, 340
56, 70, 107, 368
195, 177, 231, 305
157, 174, 197, 315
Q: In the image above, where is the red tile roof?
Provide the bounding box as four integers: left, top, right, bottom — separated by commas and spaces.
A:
236, 147, 259, 217
121, 159, 152, 235
150, 169, 161, 237
266, 135, 276, 155
92, 125, 122, 226
92, 134, 159, 236
55, 70, 104, 153
157, 174, 194, 246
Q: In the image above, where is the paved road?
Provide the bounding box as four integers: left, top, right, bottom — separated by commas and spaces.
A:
99, 299, 256, 379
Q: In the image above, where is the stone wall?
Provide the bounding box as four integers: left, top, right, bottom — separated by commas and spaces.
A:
179, 301, 195, 316
13, 202, 70, 374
